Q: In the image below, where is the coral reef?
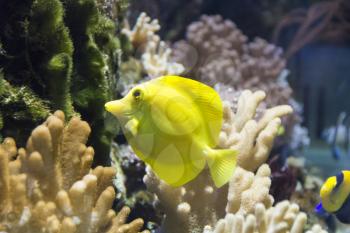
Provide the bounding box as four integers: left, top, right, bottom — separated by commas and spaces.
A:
218, 90, 292, 171
0, 110, 147, 233
226, 164, 273, 215
142, 90, 298, 233
121, 12, 184, 81
171, 15, 288, 107
204, 202, 308, 233
122, 12, 160, 50
0, 2, 332, 233
171, 14, 309, 154
0, 0, 122, 165
142, 91, 327, 232
112, 13, 317, 233
140, 35, 185, 78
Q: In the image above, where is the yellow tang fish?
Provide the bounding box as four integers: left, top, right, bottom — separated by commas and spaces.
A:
105, 76, 237, 187
316, 170, 350, 223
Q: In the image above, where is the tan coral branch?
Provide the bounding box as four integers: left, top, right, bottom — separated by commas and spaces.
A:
204, 202, 325, 233
219, 90, 293, 171
0, 111, 147, 233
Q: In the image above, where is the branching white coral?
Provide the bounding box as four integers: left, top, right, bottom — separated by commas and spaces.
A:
226, 164, 273, 215
141, 36, 185, 78
218, 90, 293, 171
0, 111, 147, 233
203, 201, 310, 233
123, 12, 184, 78
122, 12, 160, 49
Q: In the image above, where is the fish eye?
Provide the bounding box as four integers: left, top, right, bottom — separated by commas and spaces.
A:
132, 89, 142, 100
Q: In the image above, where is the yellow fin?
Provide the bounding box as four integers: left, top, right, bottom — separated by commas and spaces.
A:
151, 143, 206, 187
151, 144, 186, 185
125, 118, 139, 136
207, 149, 237, 187
157, 76, 223, 146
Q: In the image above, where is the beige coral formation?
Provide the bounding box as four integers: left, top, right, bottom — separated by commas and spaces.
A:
144, 164, 274, 233
143, 90, 299, 233
122, 12, 184, 78
141, 36, 185, 78
144, 167, 226, 233
183, 15, 247, 57
171, 15, 290, 108
203, 201, 308, 233
170, 15, 309, 150
122, 12, 160, 50
219, 90, 292, 171
226, 164, 273, 215
0, 111, 147, 233
204, 202, 328, 233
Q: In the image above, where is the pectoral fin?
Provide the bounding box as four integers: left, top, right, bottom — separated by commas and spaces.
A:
125, 118, 139, 136
207, 148, 237, 188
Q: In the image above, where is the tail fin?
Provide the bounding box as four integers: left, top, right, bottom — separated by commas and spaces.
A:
207, 148, 237, 188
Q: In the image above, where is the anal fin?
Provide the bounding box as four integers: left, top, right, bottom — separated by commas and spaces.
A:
207, 148, 237, 188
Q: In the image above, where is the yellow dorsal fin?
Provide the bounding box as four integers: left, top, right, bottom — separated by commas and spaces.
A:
156, 76, 223, 146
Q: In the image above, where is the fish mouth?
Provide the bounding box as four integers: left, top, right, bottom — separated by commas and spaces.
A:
105, 100, 139, 120
105, 100, 129, 117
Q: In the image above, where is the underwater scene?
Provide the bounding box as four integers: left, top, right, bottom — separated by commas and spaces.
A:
0, 0, 350, 232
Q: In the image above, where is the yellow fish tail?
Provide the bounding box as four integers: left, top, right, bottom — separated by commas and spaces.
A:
207, 149, 238, 188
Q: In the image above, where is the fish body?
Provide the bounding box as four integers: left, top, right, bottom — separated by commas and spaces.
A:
105, 76, 237, 187
316, 171, 350, 223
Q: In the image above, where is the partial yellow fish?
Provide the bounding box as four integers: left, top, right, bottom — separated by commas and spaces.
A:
316, 170, 350, 223
105, 76, 237, 187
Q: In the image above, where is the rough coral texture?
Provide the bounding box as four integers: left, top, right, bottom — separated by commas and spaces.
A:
203, 201, 326, 233
141, 36, 185, 78
219, 90, 292, 171
143, 90, 293, 233
122, 12, 161, 50
122, 12, 184, 78
226, 164, 273, 215
0, 111, 147, 233
144, 167, 226, 233
171, 15, 308, 150
171, 15, 288, 107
